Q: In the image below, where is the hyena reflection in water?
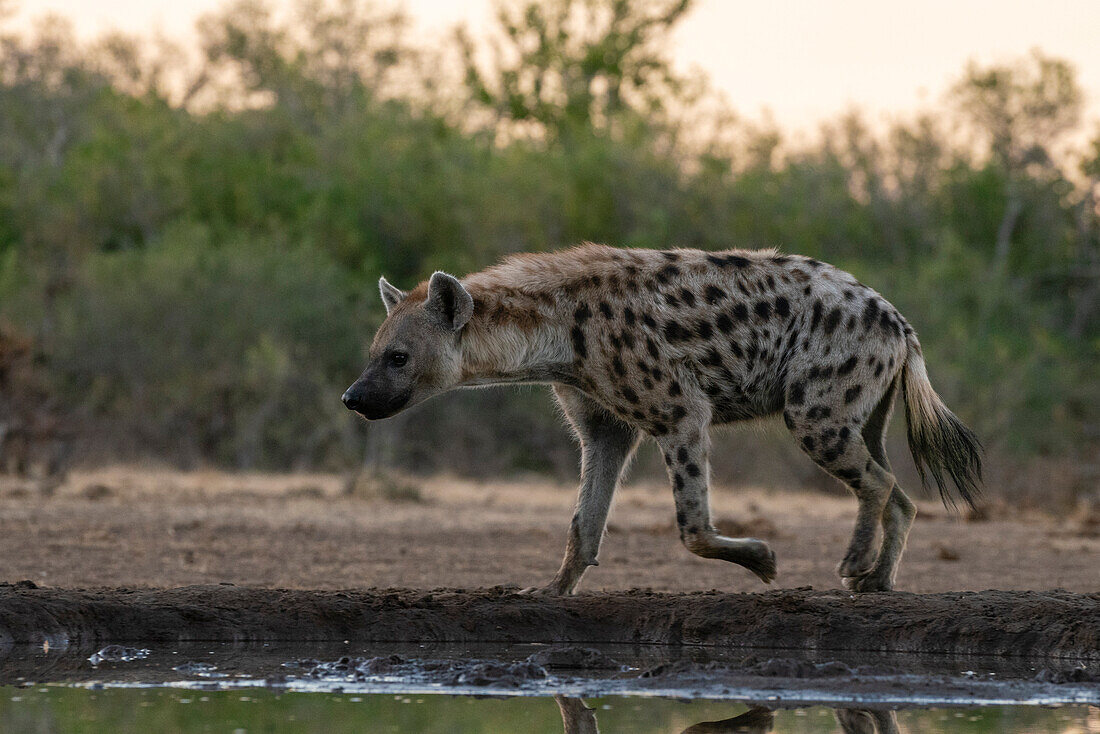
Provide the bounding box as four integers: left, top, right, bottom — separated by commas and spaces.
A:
343, 245, 982, 593
554, 697, 900, 734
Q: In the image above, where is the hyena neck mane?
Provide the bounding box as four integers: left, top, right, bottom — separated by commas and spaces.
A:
454, 246, 625, 388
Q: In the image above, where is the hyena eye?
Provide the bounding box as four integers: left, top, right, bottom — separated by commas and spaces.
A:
390, 352, 408, 367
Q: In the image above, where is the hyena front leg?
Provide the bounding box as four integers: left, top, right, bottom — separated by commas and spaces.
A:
526, 386, 640, 596
656, 415, 777, 584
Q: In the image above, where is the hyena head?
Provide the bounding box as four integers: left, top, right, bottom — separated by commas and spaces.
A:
342, 271, 473, 420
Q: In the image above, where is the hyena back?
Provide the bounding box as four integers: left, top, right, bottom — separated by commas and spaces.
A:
343, 244, 982, 593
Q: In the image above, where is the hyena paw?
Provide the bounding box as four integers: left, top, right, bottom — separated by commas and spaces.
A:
841, 570, 894, 593
835, 551, 877, 580
741, 540, 778, 584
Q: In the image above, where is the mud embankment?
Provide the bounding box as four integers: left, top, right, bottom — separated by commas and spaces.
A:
0, 584, 1096, 659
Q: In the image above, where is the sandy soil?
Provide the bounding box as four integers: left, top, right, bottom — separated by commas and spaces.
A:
0, 466, 1097, 593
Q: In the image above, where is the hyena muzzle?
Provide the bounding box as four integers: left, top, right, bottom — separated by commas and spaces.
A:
343, 244, 982, 593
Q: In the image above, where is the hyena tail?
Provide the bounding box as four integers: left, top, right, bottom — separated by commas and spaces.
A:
900, 332, 983, 511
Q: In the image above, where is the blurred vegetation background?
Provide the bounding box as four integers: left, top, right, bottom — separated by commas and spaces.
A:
0, 0, 1097, 505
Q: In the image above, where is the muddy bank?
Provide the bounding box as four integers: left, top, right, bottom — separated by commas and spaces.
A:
1, 585, 1097, 660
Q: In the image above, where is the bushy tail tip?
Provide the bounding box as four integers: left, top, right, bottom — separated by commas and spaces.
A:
901, 335, 983, 510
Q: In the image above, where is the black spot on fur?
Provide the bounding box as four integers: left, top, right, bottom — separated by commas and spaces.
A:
668, 381, 682, 397
676, 508, 686, 525
670, 405, 687, 422
623, 307, 636, 326
835, 467, 861, 483
732, 303, 749, 321
574, 304, 592, 323
771, 255, 791, 264
789, 382, 806, 405
884, 311, 902, 335
621, 330, 635, 350
775, 296, 790, 318
838, 355, 858, 376
754, 301, 772, 320
695, 319, 713, 340
702, 348, 723, 367
665, 292, 681, 308
715, 313, 733, 333
677, 446, 689, 464
646, 337, 660, 359
811, 300, 823, 331
611, 356, 626, 376
729, 341, 743, 359
807, 405, 832, 420
707, 254, 751, 268
862, 298, 880, 329
846, 315, 856, 330
704, 285, 726, 305
642, 313, 658, 329
663, 251, 680, 261
680, 288, 696, 307
656, 264, 680, 284
651, 422, 669, 436
844, 385, 863, 404
783, 411, 795, 429
686, 463, 701, 478
801, 436, 815, 451
665, 321, 691, 342
571, 326, 587, 358
824, 307, 843, 335
598, 301, 613, 319
622, 387, 640, 404
808, 365, 833, 380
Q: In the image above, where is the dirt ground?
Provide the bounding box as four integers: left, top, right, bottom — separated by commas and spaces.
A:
0, 466, 1097, 593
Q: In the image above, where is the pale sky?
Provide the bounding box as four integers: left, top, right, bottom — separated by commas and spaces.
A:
10, 0, 1100, 133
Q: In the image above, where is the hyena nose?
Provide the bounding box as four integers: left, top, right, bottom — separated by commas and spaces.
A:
342, 388, 363, 412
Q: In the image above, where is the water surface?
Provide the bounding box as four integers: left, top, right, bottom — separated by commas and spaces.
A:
2, 688, 1097, 733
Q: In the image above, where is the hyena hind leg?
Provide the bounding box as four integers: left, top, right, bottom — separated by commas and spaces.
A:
524, 386, 640, 596
849, 381, 917, 592
787, 413, 895, 589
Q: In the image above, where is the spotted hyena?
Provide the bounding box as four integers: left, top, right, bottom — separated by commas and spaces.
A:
343, 244, 982, 593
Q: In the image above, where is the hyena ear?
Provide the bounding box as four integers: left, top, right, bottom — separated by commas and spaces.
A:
425, 271, 473, 331
379, 276, 406, 314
